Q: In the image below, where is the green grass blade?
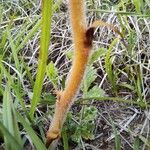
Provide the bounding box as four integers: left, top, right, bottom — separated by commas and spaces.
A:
0, 58, 3, 94
109, 117, 121, 150
133, 0, 144, 13
15, 17, 40, 46
0, 122, 22, 150
16, 0, 62, 54
0, 61, 26, 112
2, 86, 13, 149
29, 0, 53, 119
88, 9, 150, 17
105, 38, 119, 92
62, 127, 69, 150
52, 0, 62, 12
6, 28, 20, 70
16, 19, 41, 53
22, 60, 34, 88
108, 115, 121, 150
79, 97, 150, 108
0, 31, 7, 55
2, 85, 22, 149
16, 111, 47, 150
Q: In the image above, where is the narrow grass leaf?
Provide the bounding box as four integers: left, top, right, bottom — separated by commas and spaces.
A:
15, 0, 61, 54
0, 61, 26, 112
108, 115, 121, 150
30, 0, 53, 119
118, 83, 135, 91
7, 28, 20, 70
133, 0, 142, 13
16, 111, 47, 150
0, 31, 7, 55
105, 38, 119, 92
87, 10, 150, 17
2, 86, 13, 149
0, 122, 22, 150
79, 97, 150, 108
16, 19, 41, 53
2, 86, 22, 149
15, 17, 40, 47
53, 0, 63, 12
22, 60, 34, 88
62, 127, 69, 150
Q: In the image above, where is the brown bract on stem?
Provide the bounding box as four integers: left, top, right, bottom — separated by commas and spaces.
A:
46, 0, 124, 148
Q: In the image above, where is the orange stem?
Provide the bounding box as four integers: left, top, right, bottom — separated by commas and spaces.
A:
46, 0, 93, 147
46, 0, 125, 147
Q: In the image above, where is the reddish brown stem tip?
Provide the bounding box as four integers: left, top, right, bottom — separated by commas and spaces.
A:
84, 27, 95, 48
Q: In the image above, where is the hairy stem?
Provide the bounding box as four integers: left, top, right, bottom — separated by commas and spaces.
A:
46, 0, 125, 147
46, 0, 93, 147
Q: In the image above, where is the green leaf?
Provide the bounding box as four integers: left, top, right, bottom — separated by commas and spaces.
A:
52, 0, 63, 12
85, 86, 105, 98
127, 31, 136, 55
71, 127, 81, 143
40, 93, 56, 105
79, 106, 98, 140
22, 61, 34, 88
82, 66, 97, 92
15, 18, 40, 48
81, 123, 95, 140
89, 47, 106, 65
82, 106, 98, 121
79, 96, 150, 108
46, 61, 58, 87
66, 106, 98, 143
